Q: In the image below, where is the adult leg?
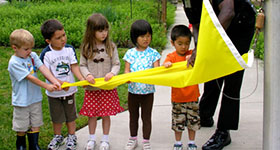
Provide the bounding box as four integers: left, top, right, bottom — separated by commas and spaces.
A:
202, 70, 244, 150
217, 70, 245, 130
199, 78, 223, 126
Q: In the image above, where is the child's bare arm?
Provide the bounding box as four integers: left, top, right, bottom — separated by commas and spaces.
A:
38, 64, 61, 90
163, 61, 172, 68
124, 61, 131, 83
71, 63, 85, 81
25, 74, 56, 92
124, 61, 130, 74
153, 60, 160, 67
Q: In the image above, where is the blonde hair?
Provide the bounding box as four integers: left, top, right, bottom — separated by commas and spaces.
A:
10, 29, 35, 48
80, 13, 115, 59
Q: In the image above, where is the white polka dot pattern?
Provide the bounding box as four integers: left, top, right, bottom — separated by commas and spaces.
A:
79, 89, 124, 117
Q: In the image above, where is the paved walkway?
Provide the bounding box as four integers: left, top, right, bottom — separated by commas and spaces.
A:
60, 3, 263, 150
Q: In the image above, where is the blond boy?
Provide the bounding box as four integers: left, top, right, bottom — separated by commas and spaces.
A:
8, 29, 61, 150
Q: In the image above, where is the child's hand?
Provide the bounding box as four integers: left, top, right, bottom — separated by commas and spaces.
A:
54, 82, 62, 91
163, 62, 172, 68
185, 54, 191, 61
46, 84, 57, 92
62, 82, 70, 91
104, 72, 114, 81
86, 74, 95, 84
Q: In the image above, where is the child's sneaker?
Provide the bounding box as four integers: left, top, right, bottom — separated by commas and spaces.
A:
173, 143, 183, 150
66, 134, 77, 150
124, 138, 138, 150
99, 141, 110, 150
142, 141, 151, 150
48, 135, 64, 150
85, 140, 96, 150
187, 143, 197, 150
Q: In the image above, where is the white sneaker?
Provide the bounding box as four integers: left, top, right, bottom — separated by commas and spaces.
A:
48, 135, 64, 150
124, 138, 138, 150
142, 141, 151, 150
99, 141, 110, 150
187, 143, 197, 150
66, 134, 77, 150
173, 144, 183, 150
85, 140, 96, 150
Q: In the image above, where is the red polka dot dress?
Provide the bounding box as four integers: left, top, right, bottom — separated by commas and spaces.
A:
79, 89, 124, 117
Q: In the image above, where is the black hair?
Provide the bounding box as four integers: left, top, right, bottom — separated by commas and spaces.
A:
130, 19, 153, 46
41, 19, 64, 40
170, 25, 192, 41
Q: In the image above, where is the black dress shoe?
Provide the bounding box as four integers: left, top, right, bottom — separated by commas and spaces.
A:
201, 117, 214, 127
202, 129, 231, 150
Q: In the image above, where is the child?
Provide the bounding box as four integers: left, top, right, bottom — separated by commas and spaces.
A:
123, 19, 161, 150
40, 19, 85, 150
163, 25, 200, 150
79, 13, 124, 150
8, 29, 61, 150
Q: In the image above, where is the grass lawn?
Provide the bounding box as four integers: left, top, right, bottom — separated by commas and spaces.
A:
0, 46, 128, 149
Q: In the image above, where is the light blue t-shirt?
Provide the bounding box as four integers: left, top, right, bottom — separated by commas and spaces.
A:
8, 52, 43, 107
123, 47, 161, 94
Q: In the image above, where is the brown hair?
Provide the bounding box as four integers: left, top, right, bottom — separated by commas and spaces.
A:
41, 19, 64, 40
80, 13, 114, 59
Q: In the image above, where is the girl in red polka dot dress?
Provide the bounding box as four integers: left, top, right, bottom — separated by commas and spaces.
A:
79, 13, 124, 150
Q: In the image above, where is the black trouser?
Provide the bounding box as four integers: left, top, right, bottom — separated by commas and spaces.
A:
128, 92, 154, 140
199, 70, 245, 130
199, 10, 255, 130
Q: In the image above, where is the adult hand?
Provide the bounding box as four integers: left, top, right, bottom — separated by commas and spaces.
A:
187, 49, 196, 67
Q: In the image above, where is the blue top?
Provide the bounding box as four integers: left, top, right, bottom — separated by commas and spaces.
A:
123, 47, 161, 94
8, 52, 43, 107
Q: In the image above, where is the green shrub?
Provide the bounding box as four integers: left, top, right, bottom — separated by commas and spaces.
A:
254, 32, 264, 60
0, 0, 175, 51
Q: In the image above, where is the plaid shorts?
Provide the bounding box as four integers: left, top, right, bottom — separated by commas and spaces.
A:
172, 101, 200, 132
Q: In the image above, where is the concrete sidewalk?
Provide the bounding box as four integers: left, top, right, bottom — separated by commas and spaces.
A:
60, 3, 263, 150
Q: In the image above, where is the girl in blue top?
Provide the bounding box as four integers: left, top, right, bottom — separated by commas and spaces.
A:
123, 19, 161, 150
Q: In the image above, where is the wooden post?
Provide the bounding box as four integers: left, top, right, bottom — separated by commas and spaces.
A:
161, 0, 167, 32
130, 0, 133, 19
